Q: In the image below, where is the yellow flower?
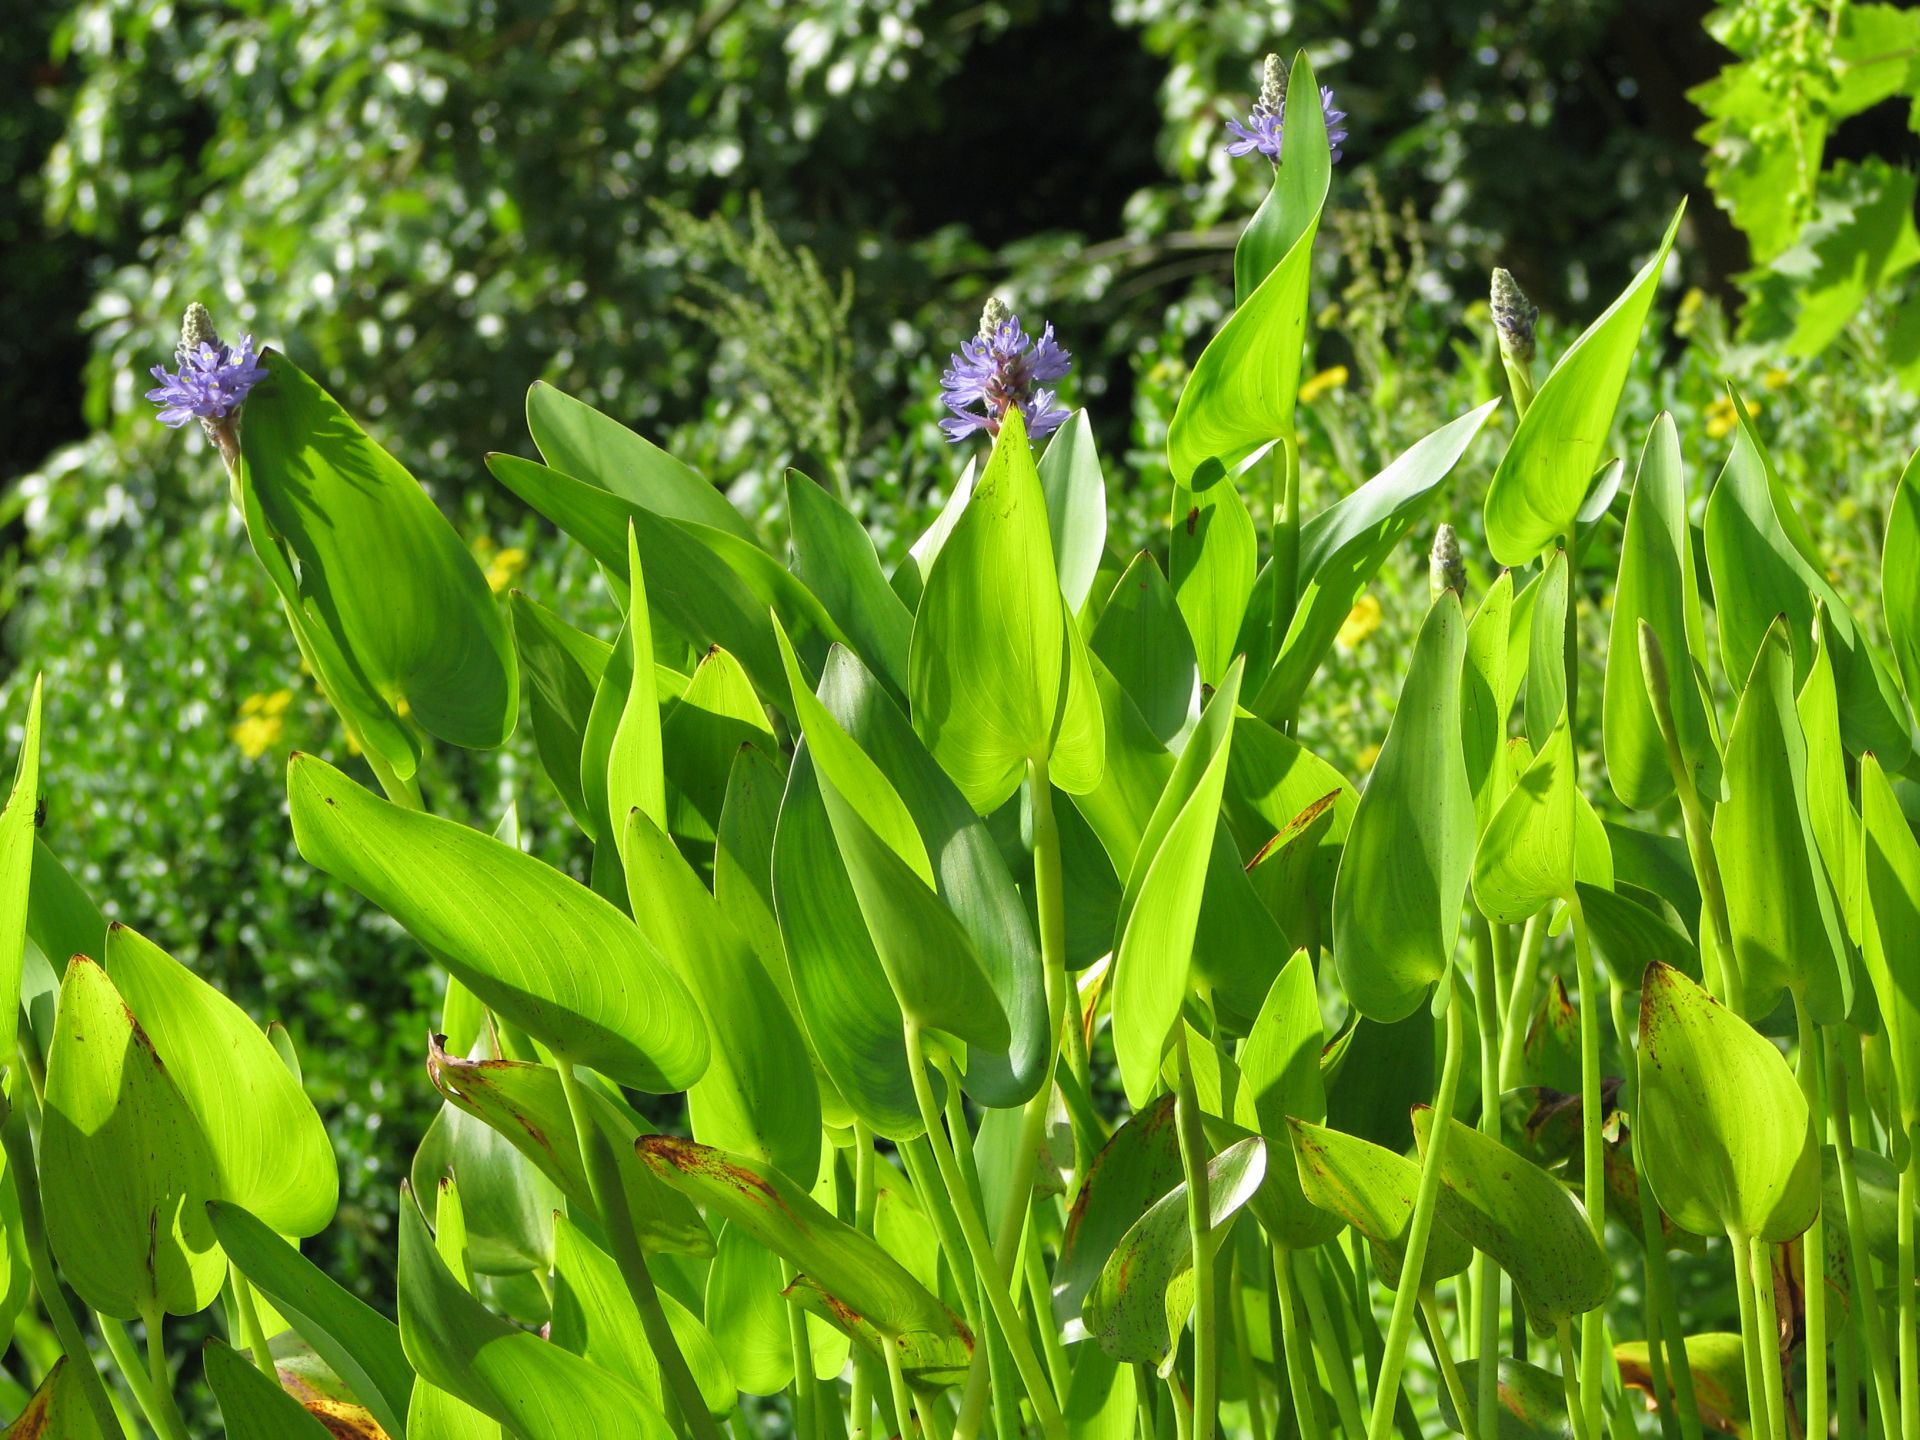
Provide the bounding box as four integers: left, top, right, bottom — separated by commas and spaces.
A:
1337, 593, 1382, 648
1704, 393, 1757, 440
1356, 742, 1382, 772
1762, 367, 1790, 391
231, 690, 294, 759
1298, 365, 1349, 406
473, 536, 528, 594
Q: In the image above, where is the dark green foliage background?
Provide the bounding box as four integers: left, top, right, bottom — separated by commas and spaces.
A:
2, 0, 1915, 1301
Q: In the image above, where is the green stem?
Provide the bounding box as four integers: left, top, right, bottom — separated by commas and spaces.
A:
785, 1294, 817, 1440
1729, 1228, 1773, 1440
849, 1121, 878, 1440
1270, 1245, 1323, 1440
1229, 1247, 1271, 1440
1172, 1025, 1218, 1440
1899, 1141, 1919, 1440
1750, 1237, 1788, 1440
0, 1104, 123, 1439
1827, 1030, 1901, 1440
1022, 1212, 1070, 1397
1556, 1319, 1596, 1440
1472, 917, 1505, 1440
555, 1060, 722, 1440
1569, 899, 1608, 1440
231, 1270, 277, 1376
904, 1024, 1066, 1440
884, 1345, 919, 1439
901, 1136, 991, 1440
1294, 1249, 1367, 1440
1366, 976, 1466, 1440
1420, 1289, 1476, 1440
99, 1312, 186, 1440
1270, 432, 1303, 672
140, 1306, 187, 1440
1497, 916, 1545, 1089
1793, 1003, 1828, 1440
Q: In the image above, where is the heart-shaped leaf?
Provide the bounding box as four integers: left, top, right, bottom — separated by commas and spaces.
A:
1333, 595, 1474, 1022
238, 351, 516, 775
509, 593, 612, 835
288, 753, 708, 1092
1053, 1096, 1184, 1333
205, 1339, 333, 1440
1037, 410, 1110, 614
0, 679, 41, 1075
786, 469, 913, 697
1473, 712, 1578, 925
1169, 461, 1258, 687
1636, 961, 1819, 1242
1288, 1120, 1472, 1290
1090, 551, 1199, 748
1233, 951, 1343, 1249
1484, 201, 1683, 565
1858, 754, 1920, 1133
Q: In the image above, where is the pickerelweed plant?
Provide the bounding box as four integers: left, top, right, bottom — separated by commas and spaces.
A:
2, 45, 1917, 1440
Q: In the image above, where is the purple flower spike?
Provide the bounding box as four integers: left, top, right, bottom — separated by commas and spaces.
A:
146, 308, 268, 428
1226, 55, 1348, 165
938, 298, 1073, 443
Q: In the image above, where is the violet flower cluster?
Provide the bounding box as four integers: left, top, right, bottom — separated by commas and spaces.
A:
938, 301, 1072, 443
147, 316, 268, 429
1226, 80, 1348, 165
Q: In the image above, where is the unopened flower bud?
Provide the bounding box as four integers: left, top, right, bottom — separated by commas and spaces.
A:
181, 301, 220, 354
976, 297, 1011, 345
1490, 269, 1537, 366
1429, 524, 1466, 600
1257, 54, 1286, 118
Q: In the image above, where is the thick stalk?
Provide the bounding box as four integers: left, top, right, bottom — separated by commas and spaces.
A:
100, 1312, 186, 1440
1497, 917, 1545, 1089
1827, 1031, 1901, 1439
1794, 1004, 1828, 1440
904, 1025, 1066, 1440
1556, 1319, 1596, 1440
1749, 1238, 1788, 1440
1172, 1025, 1219, 1439
1270, 1245, 1322, 1440
1365, 977, 1466, 1440
0, 1104, 123, 1438
1024, 1216, 1070, 1396
140, 1305, 188, 1440
786, 1294, 818, 1440
1420, 1290, 1476, 1440
1900, 1147, 1919, 1440
900, 1136, 992, 1440
231, 1271, 277, 1375
1270, 433, 1302, 673
1472, 918, 1505, 1440
555, 1061, 722, 1440
849, 1121, 879, 1440
885, 1345, 919, 1439
1230, 1248, 1271, 1440
1729, 1228, 1773, 1440
1569, 900, 1608, 1440
1294, 1249, 1367, 1440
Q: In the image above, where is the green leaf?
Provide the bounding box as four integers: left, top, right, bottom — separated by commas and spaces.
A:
1574, 881, 1699, 987
1636, 961, 1819, 1241
549, 1214, 735, 1419
1410, 1109, 1610, 1330
1472, 712, 1578, 925
1252, 400, 1500, 721
704, 1222, 801, 1396
104, 923, 336, 1238
661, 645, 777, 847
908, 407, 1104, 813
397, 1187, 671, 1439
635, 1137, 974, 1380
1090, 551, 1198, 749
487, 452, 841, 718
3, 1358, 111, 1440
1084, 1137, 1267, 1370
1037, 410, 1110, 614
0, 678, 39, 1076
1169, 461, 1258, 687
424, 1036, 711, 1256
1333, 595, 1474, 1022
509, 593, 611, 835
1112, 661, 1244, 1106
1522, 978, 1582, 1093
23, 834, 107, 1054
237, 351, 517, 774
1484, 201, 1684, 565
41, 957, 223, 1320
619, 806, 821, 1181
786, 469, 914, 697
1439, 1357, 1574, 1440
411, 1079, 561, 1278
1463, 573, 1518, 833
404, 1177, 506, 1440
606, 524, 666, 856
205, 1339, 333, 1440
1053, 1097, 1184, 1334
1605, 414, 1718, 809
1704, 395, 1911, 766
1287, 1119, 1472, 1290
1167, 54, 1329, 483
1859, 754, 1920, 1132
1711, 619, 1850, 1023
1223, 717, 1355, 942
1233, 951, 1342, 1249
1324, 1010, 1435, 1155
1523, 551, 1569, 749
1618, 1333, 1750, 1440
1797, 620, 1863, 945
525, 381, 756, 542
1880, 447, 1920, 710
209, 1201, 414, 1438
287, 753, 707, 1092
